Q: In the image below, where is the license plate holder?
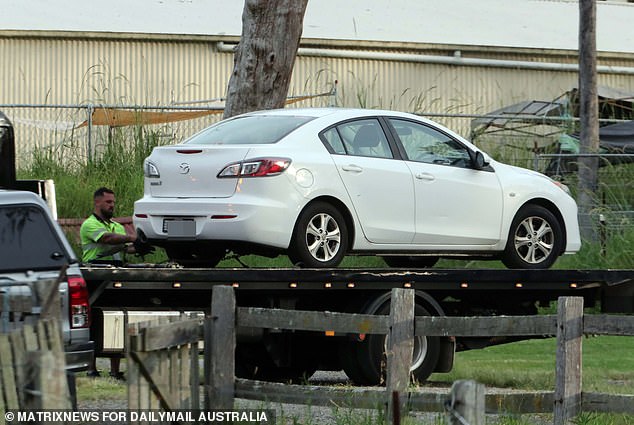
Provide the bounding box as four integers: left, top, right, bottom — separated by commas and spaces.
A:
163, 218, 196, 238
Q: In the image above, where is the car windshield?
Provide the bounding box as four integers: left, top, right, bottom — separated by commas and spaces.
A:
185, 115, 315, 145
0, 204, 72, 272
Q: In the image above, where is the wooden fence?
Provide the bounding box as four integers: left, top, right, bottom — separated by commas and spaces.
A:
127, 287, 634, 425
127, 316, 200, 412
0, 278, 73, 423
0, 319, 72, 422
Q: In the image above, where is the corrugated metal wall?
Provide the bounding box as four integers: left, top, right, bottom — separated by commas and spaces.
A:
292, 52, 634, 135
2, 33, 634, 164
1, 36, 237, 166
1, 37, 233, 105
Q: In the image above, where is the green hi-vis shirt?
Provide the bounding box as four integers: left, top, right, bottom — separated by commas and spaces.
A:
80, 213, 127, 263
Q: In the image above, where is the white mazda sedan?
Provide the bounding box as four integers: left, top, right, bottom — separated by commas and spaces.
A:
133, 108, 581, 268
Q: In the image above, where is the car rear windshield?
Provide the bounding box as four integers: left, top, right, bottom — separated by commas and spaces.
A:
185, 115, 315, 145
0, 204, 72, 272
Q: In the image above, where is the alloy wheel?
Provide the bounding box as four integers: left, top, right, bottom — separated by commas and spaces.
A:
305, 213, 341, 262
513, 216, 554, 264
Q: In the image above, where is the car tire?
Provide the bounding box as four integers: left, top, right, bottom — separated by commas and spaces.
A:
502, 204, 563, 269
382, 256, 438, 268
353, 302, 440, 386
288, 201, 348, 268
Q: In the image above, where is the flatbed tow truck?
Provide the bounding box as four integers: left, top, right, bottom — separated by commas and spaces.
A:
82, 266, 634, 384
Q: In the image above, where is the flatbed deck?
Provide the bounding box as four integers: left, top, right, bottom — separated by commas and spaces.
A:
82, 266, 634, 313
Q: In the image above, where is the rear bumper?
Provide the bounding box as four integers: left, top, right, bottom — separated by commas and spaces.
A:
65, 341, 95, 372
133, 194, 300, 249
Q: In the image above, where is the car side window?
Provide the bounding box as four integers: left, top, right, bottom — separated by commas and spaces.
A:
334, 119, 393, 159
321, 127, 347, 154
389, 118, 471, 168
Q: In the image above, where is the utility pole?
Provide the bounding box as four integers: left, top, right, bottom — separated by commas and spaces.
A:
577, 0, 600, 241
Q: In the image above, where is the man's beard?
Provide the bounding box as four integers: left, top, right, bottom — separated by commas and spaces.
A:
101, 209, 114, 220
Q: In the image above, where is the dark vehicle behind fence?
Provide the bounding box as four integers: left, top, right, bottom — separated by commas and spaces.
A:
545, 120, 634, 177
0, 111, 93, 388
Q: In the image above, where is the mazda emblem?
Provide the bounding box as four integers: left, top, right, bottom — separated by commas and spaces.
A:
179, 163, 191, 174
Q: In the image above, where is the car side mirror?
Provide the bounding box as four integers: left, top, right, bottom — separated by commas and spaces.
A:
472, 151, 487, 170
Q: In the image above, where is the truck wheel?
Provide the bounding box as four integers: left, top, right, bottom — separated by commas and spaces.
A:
288, 202, 348, 268
345, 302, 440, 385
502, 204, 563, 269
382, 256, 438, 268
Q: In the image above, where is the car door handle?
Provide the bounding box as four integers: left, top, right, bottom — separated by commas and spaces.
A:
342, 165, 363, 173
415, 172, 435, 181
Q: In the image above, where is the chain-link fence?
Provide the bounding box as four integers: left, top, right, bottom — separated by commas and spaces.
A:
0, 104, 227, 170
0, 88, 341, 170
0, 102, 561, 168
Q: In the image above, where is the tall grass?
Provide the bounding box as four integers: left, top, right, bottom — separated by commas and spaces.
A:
19, 126, 163, 218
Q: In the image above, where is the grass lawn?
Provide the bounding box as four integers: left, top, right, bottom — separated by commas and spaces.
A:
431, 336, 634, 395
428, 336, 634, 425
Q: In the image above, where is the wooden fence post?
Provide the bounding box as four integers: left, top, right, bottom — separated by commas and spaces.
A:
554, 296, 584, 425
386, 288, 415, 424
31, 350, 72, 410
205, 285, 236, 410
35, 278, 63, 321
447, 380, 485, 425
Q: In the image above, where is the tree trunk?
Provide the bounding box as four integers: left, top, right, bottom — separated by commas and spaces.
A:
577, 0, 600, 241
224, 0, 309, 119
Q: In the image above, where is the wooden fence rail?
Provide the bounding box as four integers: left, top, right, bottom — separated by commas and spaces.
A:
127, 317, 200, 413
127, 288, 634, 425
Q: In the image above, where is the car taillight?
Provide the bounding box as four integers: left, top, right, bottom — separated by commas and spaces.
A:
68, 276, 91, 328
144, 159, 160, 178
217, 157, 291, 178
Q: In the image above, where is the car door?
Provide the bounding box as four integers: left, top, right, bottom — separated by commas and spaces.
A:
320, 118, 415, 244
387, 118, 504, 246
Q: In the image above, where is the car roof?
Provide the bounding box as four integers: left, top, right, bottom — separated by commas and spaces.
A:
242, 107, 418, 120
232, 107, 468, 144
0, 189, 49, 207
